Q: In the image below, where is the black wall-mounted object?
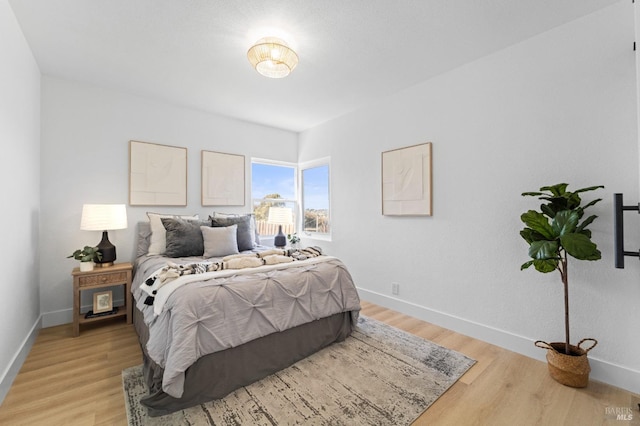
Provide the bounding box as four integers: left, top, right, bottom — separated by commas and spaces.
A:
613, 193, 640, 268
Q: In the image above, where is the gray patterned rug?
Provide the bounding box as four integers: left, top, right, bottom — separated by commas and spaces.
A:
122, 315, 475, 425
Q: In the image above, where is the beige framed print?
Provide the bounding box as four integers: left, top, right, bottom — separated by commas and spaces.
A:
93, 290, 113, 314
129, 140, 187, 206
201, 150, 245, 206
382, 142, 432, 216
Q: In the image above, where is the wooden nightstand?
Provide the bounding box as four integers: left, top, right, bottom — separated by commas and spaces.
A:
71, 262, 133, 337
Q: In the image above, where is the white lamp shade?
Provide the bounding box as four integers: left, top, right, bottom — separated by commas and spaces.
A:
267, 207, 293, 225
80, 204, 128, 231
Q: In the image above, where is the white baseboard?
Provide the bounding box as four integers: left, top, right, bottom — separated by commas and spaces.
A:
41, 307, 72, 328
0, 315, 41, 405
358, 288, 640, 395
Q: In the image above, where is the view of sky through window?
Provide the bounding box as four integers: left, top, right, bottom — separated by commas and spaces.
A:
302, 165, 329, 210
251, 162, 295, 200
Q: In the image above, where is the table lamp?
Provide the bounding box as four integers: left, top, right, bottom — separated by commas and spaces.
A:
80, 204, 128, 267
267, 207, 293, 248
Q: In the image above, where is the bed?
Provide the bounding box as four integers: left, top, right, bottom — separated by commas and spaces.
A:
131, 215, 361, 417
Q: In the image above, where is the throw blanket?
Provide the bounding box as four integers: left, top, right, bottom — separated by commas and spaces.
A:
141, 247, 324, 307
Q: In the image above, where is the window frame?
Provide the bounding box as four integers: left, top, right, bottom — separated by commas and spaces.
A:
299, 157, 331, 241
250, 158, 298, 237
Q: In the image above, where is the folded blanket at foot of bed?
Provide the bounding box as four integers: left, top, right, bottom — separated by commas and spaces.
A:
142, 246, 324, 306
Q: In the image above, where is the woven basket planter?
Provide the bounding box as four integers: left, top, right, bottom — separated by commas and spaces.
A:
535, 339, 597, 388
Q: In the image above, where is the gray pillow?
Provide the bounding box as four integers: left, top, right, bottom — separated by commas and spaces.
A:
201, 225, 239, 258
161, 218, 205, 257
210, 215, 253, 251
136, 222, 152, 257
147, 212, 200, 255
210, 212, 259, 246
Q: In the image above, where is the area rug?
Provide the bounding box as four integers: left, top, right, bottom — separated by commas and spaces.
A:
123, 315, 475, 425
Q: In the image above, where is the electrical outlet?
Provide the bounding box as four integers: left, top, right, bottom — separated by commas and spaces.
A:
391, 282, 399, 295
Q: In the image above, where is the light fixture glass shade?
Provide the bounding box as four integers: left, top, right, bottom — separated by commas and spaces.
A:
80, 204, 128, 231
267, 207, 293, 225
247, 37, 298, 78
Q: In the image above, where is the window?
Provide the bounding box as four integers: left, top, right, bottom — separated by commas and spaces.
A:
251, 160, 297, 236
301, 160, 330, 237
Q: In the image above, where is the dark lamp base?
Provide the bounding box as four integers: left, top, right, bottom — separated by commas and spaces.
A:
96, 230, 117, 266
274, 225, 287, 248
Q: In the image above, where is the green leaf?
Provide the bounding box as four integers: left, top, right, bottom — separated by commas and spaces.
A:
521, 210, 555, 240
520, 228, 533, 244
565, 193, 582, 210
541, 196, 569, 211
520, 228, 546, 243
533, 259, 558, 273
540, 183, 568, 196
551, 210, 578, 237
581, 198, 602, 210
578, 228, 592, 239
540, 204, 557, 218
560, 233, 601, 260
521, 260, 534, 270
576, 214, 597, 233
528, 240, 559, 260
574, 185, 605, 194
521, 259, 558, 273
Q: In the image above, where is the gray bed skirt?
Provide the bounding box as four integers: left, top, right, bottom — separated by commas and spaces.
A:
134, 307, 355, 417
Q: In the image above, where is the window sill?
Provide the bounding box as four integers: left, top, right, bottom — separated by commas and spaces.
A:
303, 233, 332, 242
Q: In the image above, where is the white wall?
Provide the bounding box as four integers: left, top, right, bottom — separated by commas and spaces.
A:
300, 2, 640, 393
0, 0, 41, 402
40, 76, 297, 326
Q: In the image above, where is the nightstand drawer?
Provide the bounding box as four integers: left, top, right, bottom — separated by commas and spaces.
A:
78, 271, 128, 288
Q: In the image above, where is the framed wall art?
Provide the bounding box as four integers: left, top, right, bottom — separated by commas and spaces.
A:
129, 140, 187, 206
381, 142, 432, 216
201, 150, 245, 206
93, 290, 113, 314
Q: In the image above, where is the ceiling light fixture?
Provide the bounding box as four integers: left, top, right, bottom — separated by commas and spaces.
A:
247, 37, 298, 78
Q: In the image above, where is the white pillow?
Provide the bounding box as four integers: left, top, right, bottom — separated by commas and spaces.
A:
201, 225, 239, 258
147, 212, 199, 255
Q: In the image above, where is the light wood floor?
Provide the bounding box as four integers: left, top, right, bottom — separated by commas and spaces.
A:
0, 301, 638, 425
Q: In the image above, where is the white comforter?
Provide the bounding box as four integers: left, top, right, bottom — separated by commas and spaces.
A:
133, 254, 361, 398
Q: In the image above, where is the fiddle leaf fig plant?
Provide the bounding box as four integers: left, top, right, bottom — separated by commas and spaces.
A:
520, 183, 603, 355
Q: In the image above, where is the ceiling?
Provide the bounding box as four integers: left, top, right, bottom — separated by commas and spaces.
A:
9, 0, 620, 132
